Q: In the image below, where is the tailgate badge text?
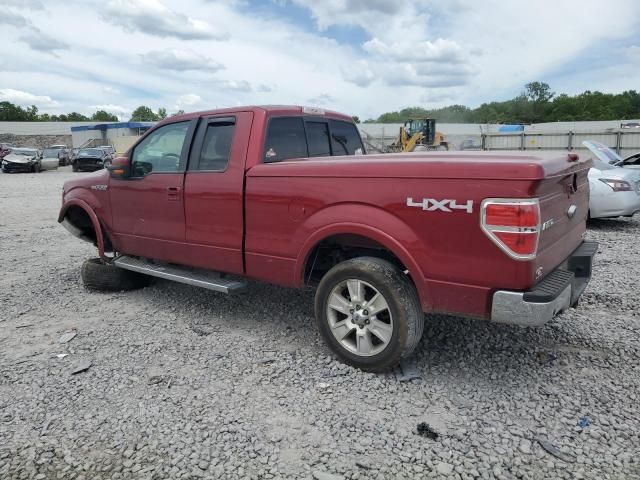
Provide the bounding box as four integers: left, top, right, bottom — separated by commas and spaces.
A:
407, 198, 473, 213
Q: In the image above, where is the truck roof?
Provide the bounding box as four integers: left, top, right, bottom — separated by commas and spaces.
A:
162, 105, 353, 124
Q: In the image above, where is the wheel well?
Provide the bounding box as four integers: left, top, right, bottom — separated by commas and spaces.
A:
63, 206, 113, 252
304, 234, 408, 285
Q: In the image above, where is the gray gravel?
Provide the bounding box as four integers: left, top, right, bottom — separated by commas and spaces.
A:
1, 168, 639, 479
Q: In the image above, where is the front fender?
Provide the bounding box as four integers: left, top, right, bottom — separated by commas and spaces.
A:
293, 203, 431, 309
58, 197, 107, 259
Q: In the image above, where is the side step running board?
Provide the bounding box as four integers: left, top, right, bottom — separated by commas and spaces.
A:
113, 255, 247, 294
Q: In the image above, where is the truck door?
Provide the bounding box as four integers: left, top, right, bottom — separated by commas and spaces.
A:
183, 112, 253, 274
109, 120, 195, 263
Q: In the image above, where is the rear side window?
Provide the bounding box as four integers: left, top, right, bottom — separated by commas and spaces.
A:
306, 122, 331, 157
198, 123, 235, 171
264, 117, 308, 163
330, 119, 364, 155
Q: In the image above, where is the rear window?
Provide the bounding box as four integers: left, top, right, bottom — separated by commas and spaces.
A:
264, 117, 308, 163
330, 119, 364, 155
264, 116, 364, 163
306, 121, 331, 157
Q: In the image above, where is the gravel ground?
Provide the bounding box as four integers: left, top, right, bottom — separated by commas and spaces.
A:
1, 168, 639, 480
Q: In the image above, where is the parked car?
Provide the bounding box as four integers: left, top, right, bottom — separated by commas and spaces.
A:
40, 148, 64, 171
582, 142, 640, 219
1, 148, 42, 173
68, 148, 80, 163
619, 151, 640, 167
72, 148, 111, 172
460, 139, 482, 150
98, 145, 116, 160
0, 143, 14, 159
621, 122, 640, 129
48, 144, 70, 166
581, 141, 640, 170
59, 106, 596, 371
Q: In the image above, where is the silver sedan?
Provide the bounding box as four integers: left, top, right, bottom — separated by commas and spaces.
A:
584, 141, 640, 219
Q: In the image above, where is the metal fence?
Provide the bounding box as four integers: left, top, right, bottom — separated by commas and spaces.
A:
482, 130, 640, 157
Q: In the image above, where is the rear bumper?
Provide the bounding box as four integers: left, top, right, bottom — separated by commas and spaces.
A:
491, 241, 598, 327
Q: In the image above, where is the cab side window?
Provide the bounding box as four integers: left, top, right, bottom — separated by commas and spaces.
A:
264, 117, 308, 163
131, 122, 190, 176
329, 119, 364, 155
197, 123, 235, 171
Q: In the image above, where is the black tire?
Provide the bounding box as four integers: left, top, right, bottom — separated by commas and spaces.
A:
72, 162, 78, 172
81, 258, 151, 291
33, 163, 41, 173
314, 257, 424, 372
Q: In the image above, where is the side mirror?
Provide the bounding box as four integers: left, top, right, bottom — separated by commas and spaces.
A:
108, 156, 130, 179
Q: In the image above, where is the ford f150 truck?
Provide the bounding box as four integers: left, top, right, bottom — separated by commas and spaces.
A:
59, 106, 597, 371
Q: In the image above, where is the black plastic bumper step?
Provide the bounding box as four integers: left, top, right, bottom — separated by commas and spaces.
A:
523, 270, 574, 303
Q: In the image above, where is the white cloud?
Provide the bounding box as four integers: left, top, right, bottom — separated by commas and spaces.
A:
341, 60, 375, 87
0, 88, 60, 107
19, 31, 69, 55
103, 0, 227, 40
0, 10, 30, 27
141, 49, 224, 72
174, 93, 203, 110
218, 80, 252, 92
307, 93, 335, 106
0, 0, 639, 121
363, 38, 466, 64
0, 0, 44, 9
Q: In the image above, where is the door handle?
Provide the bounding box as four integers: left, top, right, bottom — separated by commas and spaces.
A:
167, 186, 182, 201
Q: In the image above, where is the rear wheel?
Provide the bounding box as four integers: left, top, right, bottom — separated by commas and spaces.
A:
314, 257, 424, 372
33, 163, 41, 173
81, 258, 151, 291
72, 162, 78, 172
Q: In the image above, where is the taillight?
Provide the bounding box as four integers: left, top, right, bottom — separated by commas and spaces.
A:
481, 199, 540, 260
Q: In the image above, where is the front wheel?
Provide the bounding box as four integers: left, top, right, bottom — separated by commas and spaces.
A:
314, 257, 424, 372
81, 258, 151, 291
72, 162, 78, 172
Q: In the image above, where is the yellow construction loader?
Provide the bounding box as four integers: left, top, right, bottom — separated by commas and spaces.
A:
388, 118, 449, 152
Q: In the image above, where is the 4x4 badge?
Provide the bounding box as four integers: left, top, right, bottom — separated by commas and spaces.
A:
407, 197, 473, 213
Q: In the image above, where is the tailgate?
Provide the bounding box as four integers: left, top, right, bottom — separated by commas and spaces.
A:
532, 155, 591, 284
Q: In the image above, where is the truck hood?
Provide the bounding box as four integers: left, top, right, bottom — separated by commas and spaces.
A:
247, 151, 592, 180
62, 169, 109, 192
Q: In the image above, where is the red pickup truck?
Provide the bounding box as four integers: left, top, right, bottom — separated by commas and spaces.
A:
59, 106, 597, 371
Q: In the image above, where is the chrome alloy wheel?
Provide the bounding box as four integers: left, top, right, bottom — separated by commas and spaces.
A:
326, 279, 394, 357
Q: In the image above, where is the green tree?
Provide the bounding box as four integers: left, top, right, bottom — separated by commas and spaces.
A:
130, 105, 159, 122
524, 81, 555, 103
0, 101, 31, 120
65, 112, 90, 121
352, 116, 360, 124
157, 107, 167, 120
91, 110, 118, 121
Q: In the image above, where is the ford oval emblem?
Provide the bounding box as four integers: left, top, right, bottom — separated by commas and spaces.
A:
567, 205, 577, 219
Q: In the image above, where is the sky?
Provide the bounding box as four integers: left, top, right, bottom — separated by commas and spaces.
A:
0, 0, 639, 120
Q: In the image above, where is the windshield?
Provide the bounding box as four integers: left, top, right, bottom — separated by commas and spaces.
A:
11, 149, 36, 156
79, 149, 103, 156
43, 149, 59, 157
582, 140, 622, 164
